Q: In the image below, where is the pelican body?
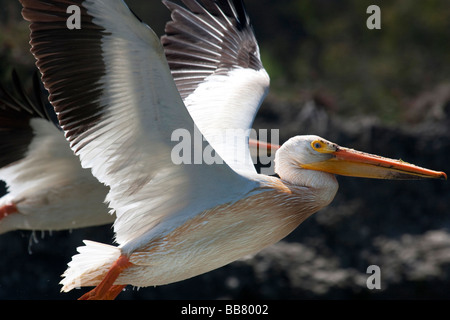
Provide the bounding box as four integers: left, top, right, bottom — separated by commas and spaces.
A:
62, 135, 445, 292
18, 0, 446, 299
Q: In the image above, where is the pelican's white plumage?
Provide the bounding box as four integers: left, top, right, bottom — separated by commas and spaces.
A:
19, 0, 446, 299
0, 72, 111, 233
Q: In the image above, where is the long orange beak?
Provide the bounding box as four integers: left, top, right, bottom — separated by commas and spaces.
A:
248, 139, 280, 157
303, 146, 447, 180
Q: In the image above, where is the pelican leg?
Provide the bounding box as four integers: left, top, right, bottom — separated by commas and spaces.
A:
78, 255, 132, 300
0, 203, 18, 221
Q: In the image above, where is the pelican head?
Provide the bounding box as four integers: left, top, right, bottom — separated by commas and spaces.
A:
275, 135, 447, 185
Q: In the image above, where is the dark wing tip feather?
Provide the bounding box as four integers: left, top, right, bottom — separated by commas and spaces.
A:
0, 70, 57, 168
20, 0, 109, 151
218, 0, 251, 31
0, 69, 54, 123
162, 0, 263, 100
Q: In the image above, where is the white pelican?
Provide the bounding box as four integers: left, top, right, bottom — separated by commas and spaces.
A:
0, 70, 112, 233
19, 0, 446, 300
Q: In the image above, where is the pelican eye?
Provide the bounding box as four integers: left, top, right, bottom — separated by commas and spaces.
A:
311, 140, 325, 151
311, 140, 335, 154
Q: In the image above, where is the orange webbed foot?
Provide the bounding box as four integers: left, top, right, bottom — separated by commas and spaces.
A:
0, 203, 18, 221
78, 255, 132, 300
79, 284, 127, 300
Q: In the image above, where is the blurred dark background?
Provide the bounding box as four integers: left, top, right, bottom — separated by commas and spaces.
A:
0, 0, 449, 300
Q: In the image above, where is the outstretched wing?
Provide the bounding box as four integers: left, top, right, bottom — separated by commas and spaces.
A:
0, 70, 67, 198
0, 70, 56, 168
20, 0, 258, 249
162, 0, 270, 174
0, 70, 112, 232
